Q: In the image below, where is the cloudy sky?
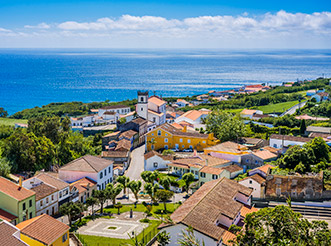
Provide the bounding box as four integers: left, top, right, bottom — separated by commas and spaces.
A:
0, 0, 330, 48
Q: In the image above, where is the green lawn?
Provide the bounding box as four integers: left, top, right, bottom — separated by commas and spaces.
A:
223, 108, 243, 114
102, 202, 180, 215
76, 219, 161, 246
0, 118, 28, 126
254, 101, 299, 114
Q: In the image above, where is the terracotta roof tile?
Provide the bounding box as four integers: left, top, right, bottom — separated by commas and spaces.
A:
60, 155, 113, 173
222, 164, 243, 173
0, 221, 28, 246
0, 177, 35, 201
170, 178, 253, 241
70, 177, 97, 194
157, 123, 211, 138
119, 130, 138, 139
205, 141, 248, 154
148, 96, 166, 107
102, 151, 129, 158
115, 139, 131, 151
199, 166, 224, 175
0, 209, 17, 222
253, 150, 277, 160
241, 174, 266, 184
30, 183, 57, 201
101, 105, 129, 110
17, 214, 69, 245
269, 134, 311, 143
144, 150, 173, 160
240, 204, 259, 217
103, 131, 121, 138
178, 110, 203, 121
251, 164, 275, 175
34, 173, 69, 190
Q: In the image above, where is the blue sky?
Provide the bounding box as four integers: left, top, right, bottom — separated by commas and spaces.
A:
0, 0, 331, 48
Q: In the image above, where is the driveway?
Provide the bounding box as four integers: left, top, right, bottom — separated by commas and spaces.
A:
125, 145, 145, 181
282, 101, 307, 116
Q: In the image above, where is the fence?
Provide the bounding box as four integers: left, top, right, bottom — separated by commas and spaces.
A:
75, 225, 159, 246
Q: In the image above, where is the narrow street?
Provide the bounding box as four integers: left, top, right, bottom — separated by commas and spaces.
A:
125, 144, 145, 180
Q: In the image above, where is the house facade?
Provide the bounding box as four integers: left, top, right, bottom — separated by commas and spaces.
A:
59, 155, 114, 190
0, 177, 36, 225
70, 177, 97, 203
144, 151, 173, 171
239, 174, 266, 199
269, 134, 311, 149
30, 183, 58, 216
146, 123, 218, 151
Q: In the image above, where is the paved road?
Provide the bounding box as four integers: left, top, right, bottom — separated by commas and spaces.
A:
282, 101, 307, 116
125, 144, 145, 181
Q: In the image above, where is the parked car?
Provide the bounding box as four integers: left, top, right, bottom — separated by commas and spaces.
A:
183, 148, 193, 152
170, 148, 180, 152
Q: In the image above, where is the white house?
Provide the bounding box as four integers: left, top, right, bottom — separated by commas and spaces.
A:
269, 134, 311, 149
23, 173, 70, 206
174, 109, 209, 126
240, 109, 263, 119
59, 155, 114, 190
71, 115, 94, 127
98, 105, 131, 116
239, 174, 266, 199
137, 91, 166, 126
174, 99, 190, 108
144, 151, 173, 171
159, 178, 257, 246
30, 183, 58, 216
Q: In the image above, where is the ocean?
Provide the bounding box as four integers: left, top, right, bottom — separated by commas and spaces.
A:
0, 49, 331, 114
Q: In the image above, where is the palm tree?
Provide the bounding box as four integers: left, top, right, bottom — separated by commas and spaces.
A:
157, 231, 171, 246
76, 202, 87, 222
117, 176, 130, 197
93, 189, 107, 214
128, 180, 142, 202
144, 182, 159, 203
86, 197, 98, 217
182, 173, 195, 196
178, 226, 205, 246
106, 183, 123, 206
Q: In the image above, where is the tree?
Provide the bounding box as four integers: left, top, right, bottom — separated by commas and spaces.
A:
233, 205, 331, 246
159, 176, 171, 190
86, 197, 98, 217
155, 190, 174, 211
144, 182, 159, 203
162, 149, 174, 156
76, 202, 87, 222
182, 173, 195, 195
59, 202, 81, 227
0, 158, 11, 177
0, 107, 8, 117
178, 226, 205, 246
141, 171, 159, 183
157, 231, 171, 246
117, 176, 130, 197
300, 119, 306, 134
93, 189, 107, 214
106, 183, 123, 206
205, 110, 246, 142
2, 132, 55, 172
114, 202, 123, 215
128, 180, 142, 202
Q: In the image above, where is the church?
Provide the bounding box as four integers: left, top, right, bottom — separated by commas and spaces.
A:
136, 91, 166, 126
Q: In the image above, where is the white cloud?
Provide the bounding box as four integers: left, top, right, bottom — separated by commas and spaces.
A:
24, 22, 50, 29
1, 11, 331, 48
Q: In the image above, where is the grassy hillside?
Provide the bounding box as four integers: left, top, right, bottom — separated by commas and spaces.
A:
255, 101, 299, 114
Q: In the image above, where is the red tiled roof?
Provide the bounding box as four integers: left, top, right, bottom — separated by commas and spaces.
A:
253, 150, 277, 160
70, 177, 97, 194
0, 209, 17, 222
148, 96, 166, 107
17, 214, 69, 245
0, 177, 35, 201
0, 221, 28, 246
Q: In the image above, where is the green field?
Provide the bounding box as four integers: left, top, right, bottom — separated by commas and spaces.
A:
223, 108, 243, 114
0, 118, 28, 126
255, 101, 299, 114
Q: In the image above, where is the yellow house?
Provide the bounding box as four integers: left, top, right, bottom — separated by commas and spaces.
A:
17, 214, 69, 246
146, 123, 219, 151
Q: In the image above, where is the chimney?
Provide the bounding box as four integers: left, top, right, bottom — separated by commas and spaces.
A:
182, 125, 187, 133
19, 176, 22, 188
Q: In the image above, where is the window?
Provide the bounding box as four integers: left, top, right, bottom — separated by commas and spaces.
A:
100, 172, 103, 179
59, 191, 62, 198
153, 162, 158, 168
200, 172, 206, 178
151, 133, 154, 136
187, 139, 191, 143
189, 145, 193, 149
109, 167, 111, 173
164, 138, 168, 143
153, 117, 156, 122
46, 197, 49, 203
182, 145, 185, 148
140, 96, 144, 102
157, 130, 161, 136
40, 200, 43, 206
151, 145, 154, 150
165, 133, 168, 136
180, 138, 183, 142
273, 144, 278, 148
62, 233, 68, 243
195, 171, 198, 175
246, 159, 249, 163
249, 180, 252, 184
63, 189, 68, 195
141, 107, 143, 111
51, 195, 54, 201
202, 141, 206, 144
104, 169, 107, 176
276, 188, 281, 196
29, 212, 32, 219
22, 202, 26, 210
255, 160, 258, 164
29, 200, 32, 208
164, 145, 168, 149
212, 174, 218, 180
